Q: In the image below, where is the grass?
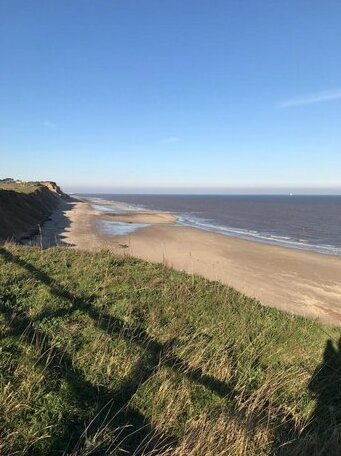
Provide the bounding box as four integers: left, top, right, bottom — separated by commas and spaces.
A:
0, 243, 341, 455
0, 181, 41, 194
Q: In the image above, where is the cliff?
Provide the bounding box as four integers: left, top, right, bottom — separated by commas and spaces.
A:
0, 180, 70, 241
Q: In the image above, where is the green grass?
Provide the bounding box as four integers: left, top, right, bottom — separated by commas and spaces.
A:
0, 244, 341, 455
0, 180, 41, 194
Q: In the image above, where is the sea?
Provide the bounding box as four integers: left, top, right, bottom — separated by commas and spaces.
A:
81, 194, 341, 256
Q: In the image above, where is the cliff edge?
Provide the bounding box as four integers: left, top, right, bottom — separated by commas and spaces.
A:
0, 179, 70, 242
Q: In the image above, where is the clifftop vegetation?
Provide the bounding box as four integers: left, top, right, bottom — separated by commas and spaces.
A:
1, 245, 340, 455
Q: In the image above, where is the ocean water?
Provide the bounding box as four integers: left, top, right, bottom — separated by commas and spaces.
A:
83, 194, 341, 256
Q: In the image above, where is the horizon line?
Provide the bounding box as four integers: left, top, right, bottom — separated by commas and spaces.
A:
72, 191, 341, 196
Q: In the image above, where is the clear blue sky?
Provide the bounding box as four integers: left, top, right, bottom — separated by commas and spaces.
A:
1, 1, 340, 193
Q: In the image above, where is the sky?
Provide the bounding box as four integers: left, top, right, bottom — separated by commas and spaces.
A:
1, 1, 340, 194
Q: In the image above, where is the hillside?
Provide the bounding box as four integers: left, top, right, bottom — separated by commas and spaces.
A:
0, 179, 69, 242
1, 244, 340, 455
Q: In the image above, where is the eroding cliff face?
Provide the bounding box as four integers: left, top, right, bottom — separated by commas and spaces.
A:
0, 181, 69, 242
41, 181, 68, 198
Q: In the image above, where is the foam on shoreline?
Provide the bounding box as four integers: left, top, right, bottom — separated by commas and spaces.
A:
176, 214, 341, 256
84, 196, 341, 256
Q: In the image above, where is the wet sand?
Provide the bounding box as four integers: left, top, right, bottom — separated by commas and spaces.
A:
47, 200, 341, 326
103, 212, 176, 224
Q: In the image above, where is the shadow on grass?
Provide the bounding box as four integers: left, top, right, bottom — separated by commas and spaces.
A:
0, 247, 238, 455
1, 305, 179, 455
0, 247, 237, 398
0, 247, 178, 455
275, 338, 341, 455
3, 247, 340, 455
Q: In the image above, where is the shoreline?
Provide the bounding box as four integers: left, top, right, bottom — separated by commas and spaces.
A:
79, 195, 341, 257
36, 199, 341, 326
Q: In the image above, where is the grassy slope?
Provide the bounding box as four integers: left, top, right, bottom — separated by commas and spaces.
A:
0, 244, 341, 455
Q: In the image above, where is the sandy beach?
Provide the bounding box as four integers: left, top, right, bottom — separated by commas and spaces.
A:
37, 199, 341, 326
